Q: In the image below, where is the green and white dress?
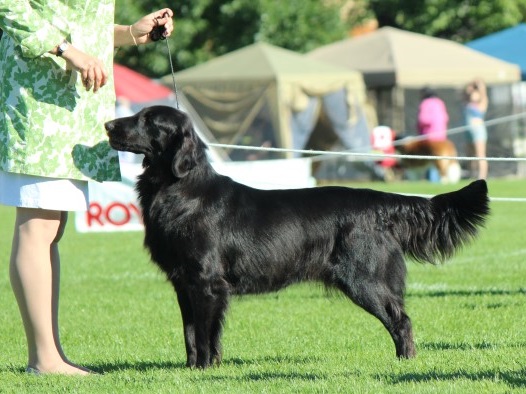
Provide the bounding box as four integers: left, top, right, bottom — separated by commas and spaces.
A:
0, 0, 121, 210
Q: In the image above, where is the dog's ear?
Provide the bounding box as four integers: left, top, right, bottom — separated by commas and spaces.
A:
171, 126, 198, 178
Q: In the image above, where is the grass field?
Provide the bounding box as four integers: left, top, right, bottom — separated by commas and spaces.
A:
0, 178, 525, 393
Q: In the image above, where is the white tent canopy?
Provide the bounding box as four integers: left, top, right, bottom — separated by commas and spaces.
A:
309, 26, 521, 88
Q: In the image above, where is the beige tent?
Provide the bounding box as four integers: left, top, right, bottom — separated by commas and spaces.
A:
163, 42, 371, 160
309, 26, 521, 88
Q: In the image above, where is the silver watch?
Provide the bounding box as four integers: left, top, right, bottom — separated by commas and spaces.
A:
56, 40, 70, 57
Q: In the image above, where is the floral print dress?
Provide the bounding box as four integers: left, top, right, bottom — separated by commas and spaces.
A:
0, 0, 120, 182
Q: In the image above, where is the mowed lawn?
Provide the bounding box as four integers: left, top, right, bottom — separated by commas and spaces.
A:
0, 178, 524, 393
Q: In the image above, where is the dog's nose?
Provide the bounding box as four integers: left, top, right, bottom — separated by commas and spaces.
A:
104, 121, 114, 134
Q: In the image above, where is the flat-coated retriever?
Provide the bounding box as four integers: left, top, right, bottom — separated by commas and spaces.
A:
105, 105, 489, 368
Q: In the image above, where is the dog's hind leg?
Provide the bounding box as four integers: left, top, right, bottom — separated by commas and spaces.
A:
334, 250, 416, 358
382, 252, 415, 358
385, 298, 415, 358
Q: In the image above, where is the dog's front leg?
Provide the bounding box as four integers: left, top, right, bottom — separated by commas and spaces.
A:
193, 292, 214, 369
192, 277, 230, 369
208, 277, 230, 366
175, 286, 197, 367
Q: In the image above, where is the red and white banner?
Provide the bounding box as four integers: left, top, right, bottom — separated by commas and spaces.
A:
75, 162, 144, 232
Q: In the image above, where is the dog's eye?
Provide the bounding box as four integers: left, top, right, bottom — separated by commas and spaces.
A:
141, 113, 150, 124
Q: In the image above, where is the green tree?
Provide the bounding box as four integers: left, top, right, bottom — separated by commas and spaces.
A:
175, 0, 262, 69
257, 0, 346, 53
369, 0, 526, 42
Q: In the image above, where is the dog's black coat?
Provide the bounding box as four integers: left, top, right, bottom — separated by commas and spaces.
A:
105, 106, 490, 368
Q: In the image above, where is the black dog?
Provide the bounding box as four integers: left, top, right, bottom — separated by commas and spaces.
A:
105, 106, 489, 368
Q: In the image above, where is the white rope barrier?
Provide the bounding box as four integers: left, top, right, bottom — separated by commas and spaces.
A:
400, 193, 526, 203
209, 111, 526, 163
208, 143, 526, 163
490, 197, 526, 202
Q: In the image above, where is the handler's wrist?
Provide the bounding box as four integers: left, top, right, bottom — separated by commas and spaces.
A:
55, 39, 71, 57
129, 25, 138, 46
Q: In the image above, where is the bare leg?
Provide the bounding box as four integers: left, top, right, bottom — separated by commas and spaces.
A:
9, 208, 90, 375
466, 143, 477, 178
473, 141, 488, 179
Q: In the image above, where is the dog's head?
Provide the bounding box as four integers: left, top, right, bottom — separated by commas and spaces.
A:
105, 105, 206, 178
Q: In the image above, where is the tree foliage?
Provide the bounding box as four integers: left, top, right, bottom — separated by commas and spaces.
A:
257, 0, 347, 53
114, 0, 526, 78
369, 0, 526, 42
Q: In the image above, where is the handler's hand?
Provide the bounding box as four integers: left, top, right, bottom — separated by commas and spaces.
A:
130, 8, 174, 44
62, 46, 108, 93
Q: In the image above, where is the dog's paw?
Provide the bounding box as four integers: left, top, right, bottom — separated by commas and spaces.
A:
210, 352, 222, 367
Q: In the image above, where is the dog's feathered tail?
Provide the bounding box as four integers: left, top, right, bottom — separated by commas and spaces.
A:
397, 180, 490, 264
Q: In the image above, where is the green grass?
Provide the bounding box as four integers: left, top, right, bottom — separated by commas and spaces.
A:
0, 179, 525, 393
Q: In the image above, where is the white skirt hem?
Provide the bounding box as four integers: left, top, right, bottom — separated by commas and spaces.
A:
0, 171, 89, 211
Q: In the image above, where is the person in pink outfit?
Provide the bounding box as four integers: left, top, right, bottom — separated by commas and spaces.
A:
417, 87, 449, 141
